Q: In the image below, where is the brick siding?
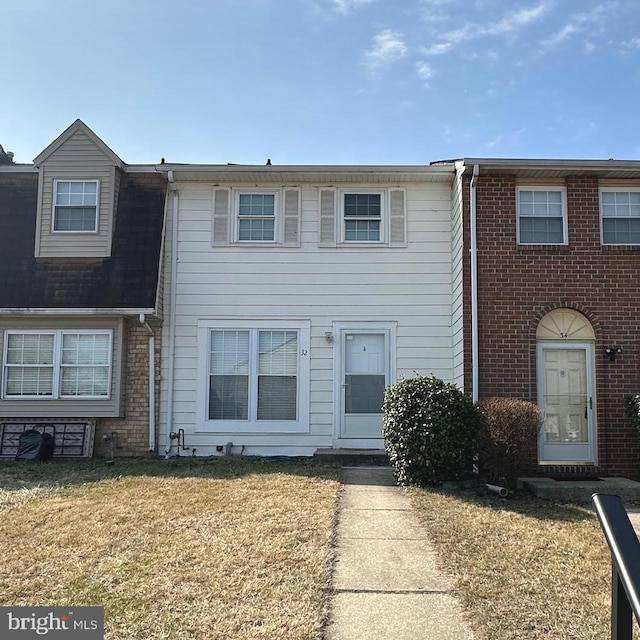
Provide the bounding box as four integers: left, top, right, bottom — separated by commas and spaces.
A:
464, 173, 640, 478
95, 320, 161, 457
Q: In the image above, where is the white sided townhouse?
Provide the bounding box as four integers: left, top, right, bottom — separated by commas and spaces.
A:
157, 163, 464, 457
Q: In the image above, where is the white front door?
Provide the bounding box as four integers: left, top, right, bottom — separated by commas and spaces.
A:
537, 343, 596, 464
339, 332, 388, 444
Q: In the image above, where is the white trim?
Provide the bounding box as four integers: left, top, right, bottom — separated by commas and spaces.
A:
536, 341, 596, 464
339, 188, 386, 245
2, 329, 113, 401
51, 179, 100, 234
599, 187, 640, 246
196, 319, 310, 434
516, 186, 568, 246
332, 321, 396, 448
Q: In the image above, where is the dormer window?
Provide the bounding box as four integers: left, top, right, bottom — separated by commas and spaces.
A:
53, 180, 99, 232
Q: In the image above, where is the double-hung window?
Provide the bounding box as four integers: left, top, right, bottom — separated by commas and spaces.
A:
3, 330, 112, 399
517, 187, 567, 245
199, 320, 310, 432
601, 189, 640, 245
237, 193, 276, 242
343, 193, 382, 242
53, 180, 99, 232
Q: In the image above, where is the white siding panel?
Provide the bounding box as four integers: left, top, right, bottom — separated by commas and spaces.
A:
160, 180, 456, 454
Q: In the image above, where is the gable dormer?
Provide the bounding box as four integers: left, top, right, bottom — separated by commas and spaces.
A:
33, 120, 124, 258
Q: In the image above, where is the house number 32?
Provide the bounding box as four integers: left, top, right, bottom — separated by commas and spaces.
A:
301, 349, 309, 356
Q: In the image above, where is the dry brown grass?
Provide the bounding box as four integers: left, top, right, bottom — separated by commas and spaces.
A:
0, 458, 340, 640
409, 488, 627, 640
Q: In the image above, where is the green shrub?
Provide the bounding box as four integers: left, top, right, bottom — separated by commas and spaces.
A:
477, 397, 541, 489
624, 394, 640, 437
383, 374, 480, 486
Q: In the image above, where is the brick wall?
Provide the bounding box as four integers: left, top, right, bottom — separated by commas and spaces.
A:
94, 320, 161, 457
464, 173, 640, 478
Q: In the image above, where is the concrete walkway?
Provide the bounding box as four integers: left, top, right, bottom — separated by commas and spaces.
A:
324, 467, 475, 640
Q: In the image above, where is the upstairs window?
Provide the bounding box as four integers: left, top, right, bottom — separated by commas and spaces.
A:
517, 187, 566, 245
237, 193, 276, 242
3, 330, 112, 399
53, 180, 99, 232
343, 193, 382, 242
601, 189, 640, 245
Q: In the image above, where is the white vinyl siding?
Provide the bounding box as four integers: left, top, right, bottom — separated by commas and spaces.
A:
600, 189, 640, 245
517, 187, 567, 245
3, 330, 112, 399
53, 180, 99, 232
161, 179, 455, 454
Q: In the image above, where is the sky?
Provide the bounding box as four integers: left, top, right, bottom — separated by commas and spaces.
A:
1, 0, 640, 165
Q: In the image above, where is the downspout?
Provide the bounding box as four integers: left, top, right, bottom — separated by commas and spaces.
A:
139, 313, 155, 452
470, 164, 480, 403
165, 171, 178, 457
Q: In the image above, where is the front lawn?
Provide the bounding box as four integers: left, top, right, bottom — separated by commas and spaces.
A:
410, 488, 617, 640
0, 458, 340, 640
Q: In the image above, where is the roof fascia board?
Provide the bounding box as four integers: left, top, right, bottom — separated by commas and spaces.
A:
462, 158, 640, 171
0, 165, 38, 173
0, 308, 158, 316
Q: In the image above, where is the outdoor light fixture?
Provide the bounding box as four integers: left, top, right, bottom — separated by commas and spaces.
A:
604, 345, 623, 361
325, 332, 334, 344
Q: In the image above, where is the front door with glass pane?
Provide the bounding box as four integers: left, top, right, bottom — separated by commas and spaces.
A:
538, 343, 595, 464
340, 332, 387, 442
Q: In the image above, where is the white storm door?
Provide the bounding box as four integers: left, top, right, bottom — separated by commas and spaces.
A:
340, 332, 388, 441
538, 343, 595, 464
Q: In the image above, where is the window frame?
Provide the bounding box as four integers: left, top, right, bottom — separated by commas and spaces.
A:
2, 329, 113, 400
52, 179, 100, 234
196, 319, 310, 433
516, 186, 567, 246
600, 187, 640, 246
340, 189, 386, 245
233, 189, 280, 244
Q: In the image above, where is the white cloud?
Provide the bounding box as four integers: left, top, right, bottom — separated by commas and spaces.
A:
331, 0, 376, 14
542, 2, 618, 49
364, 30, 408, 71
416, 61, 434, 84
421, 2, 549, 56
420, 42, 454, 55
621, 37, 640, 50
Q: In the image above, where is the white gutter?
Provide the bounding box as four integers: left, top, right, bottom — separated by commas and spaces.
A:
165, 171, 178, 457
470, 165, 480, 403
139, 313, 156, 453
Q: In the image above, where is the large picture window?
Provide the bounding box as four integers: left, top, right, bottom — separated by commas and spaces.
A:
3, 330, 112, 399
53, 180, 99, 232
198, 320, 310, 433
208, 329, 298, 421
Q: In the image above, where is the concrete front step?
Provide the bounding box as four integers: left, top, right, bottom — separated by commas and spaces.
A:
314, 448, 389, 466
519, 476, 640, 502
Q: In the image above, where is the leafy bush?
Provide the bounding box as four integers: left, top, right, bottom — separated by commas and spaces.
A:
624, 394, 640, 437
383, 374, 480, 486
477, 397, 541, 489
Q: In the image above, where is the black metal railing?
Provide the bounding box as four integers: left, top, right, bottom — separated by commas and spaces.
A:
592, 493, 640, 640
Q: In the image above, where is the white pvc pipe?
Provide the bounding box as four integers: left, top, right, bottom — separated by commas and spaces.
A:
470, 164, 480, 402
486, 483, 508, 497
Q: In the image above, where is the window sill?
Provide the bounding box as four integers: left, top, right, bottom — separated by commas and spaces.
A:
196, 420, 309, 434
